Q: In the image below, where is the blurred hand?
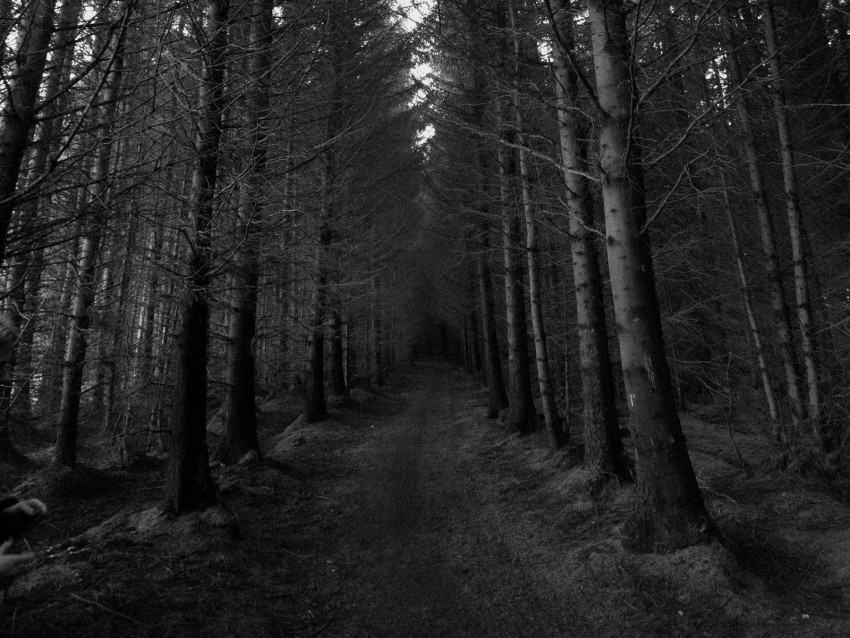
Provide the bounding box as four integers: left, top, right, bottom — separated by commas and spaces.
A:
4, 499, 47, 521
0, 538, 34, 583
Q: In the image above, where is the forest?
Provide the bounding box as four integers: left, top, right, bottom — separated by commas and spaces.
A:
0, 0, 848, 635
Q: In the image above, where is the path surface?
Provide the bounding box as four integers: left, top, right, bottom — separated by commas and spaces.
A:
8, 362, 845, 636
289, 363, 579, 637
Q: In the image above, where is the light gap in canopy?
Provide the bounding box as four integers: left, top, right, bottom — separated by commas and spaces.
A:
394, 0, 436, 144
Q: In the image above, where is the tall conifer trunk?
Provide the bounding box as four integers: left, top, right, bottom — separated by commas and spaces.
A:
370, 274, 384, 386
720, 172, 780, 428
477, 227, 508, 418
0, 0, 56, 268
498, 120, 535, 435
164, 0, 230, 513
55, 1, 133, 465
329, 311, 347, 397
508, 0, 562, 449
303, 200, 331, 422
495, 52, 536, 435
0, 0, 83, 442
722, 11, 804, 431
0, 0, 56, 458
216, 0, 274, 462
762, 0, 824, 449
548, 0, 625, 477
586, 0, 711, 550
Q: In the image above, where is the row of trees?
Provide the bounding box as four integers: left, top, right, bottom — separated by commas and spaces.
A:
419, 0, 850, 549
0, 0, 425, 511
2, 0, 849, 553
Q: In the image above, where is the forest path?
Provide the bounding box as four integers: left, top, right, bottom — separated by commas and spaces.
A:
325, 362, 573, 636
273, 364, 849, 638
5, 362, 848, 636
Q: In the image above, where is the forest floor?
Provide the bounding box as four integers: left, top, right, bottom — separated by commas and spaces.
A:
0, 362, 849, 636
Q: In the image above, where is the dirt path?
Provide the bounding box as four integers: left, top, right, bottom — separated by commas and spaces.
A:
322, 363, 575, 636
272, 363, 850, 638
4, 362, 850, 636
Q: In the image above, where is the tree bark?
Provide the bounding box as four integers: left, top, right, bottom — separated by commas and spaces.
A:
762, 0, 824, 449
548, 0, 626, 478
371, 273, 384, 386
586, 0, 711, 550
720, 172, 780, 429
164, 0, 230, 513
55, 2, 132, 465
102, 208, 139, 436
722, 11, 805, 430
467, 286, 482, 375
4, 0, 83, 432
476, 228, 508, 418
0, 0, 61, 457
217, 259, 260, 463
329, 311, 347, 397
216, 0, 274, 462
303, 221, 330, 422
508, 0, 562, 449
0, 0, 56, 268
0, 314, 23, 463
496, 94, 536, 435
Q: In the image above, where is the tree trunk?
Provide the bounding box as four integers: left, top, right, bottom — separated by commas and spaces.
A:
467, 290, 482, 375
0, 0, 63, 456
508, 0, 562, 449
304, 66, 343, 421
0, 313, 23, 463
371, 273, 384, 386
762, 0, 824, 449
587, 0, 711, 550
303, 218, 330, 421
329, 311, 347, 397
0, 0, 56, 267
216, 0, 273, 462
497, 94, 535, 435
4, 0, 83, 435
55, 4, 132, 465
39, 217, 83, 415
476, 229, 508, 418
164, 0, 230, 513
720, 173, 780, 430
722, 11, 805, 430
549, 0, 626, 477
217, 261, 260, 463
0, 256, 27, 460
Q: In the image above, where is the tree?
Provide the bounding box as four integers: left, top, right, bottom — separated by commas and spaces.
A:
495, 0, 535, 436
0, 0, 56, 268
546, 0, 626, 478
54, 0, 134, 466
721, 6, 805, 434
762, 0, 824, 449
476, 223, 508, 418
214, 0, 275, 464
508, 0, 562, 449
164, 0, 231, 514
585, 0, 711, 550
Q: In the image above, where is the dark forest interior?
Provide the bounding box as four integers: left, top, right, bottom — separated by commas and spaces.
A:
1, 0, 850, 635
